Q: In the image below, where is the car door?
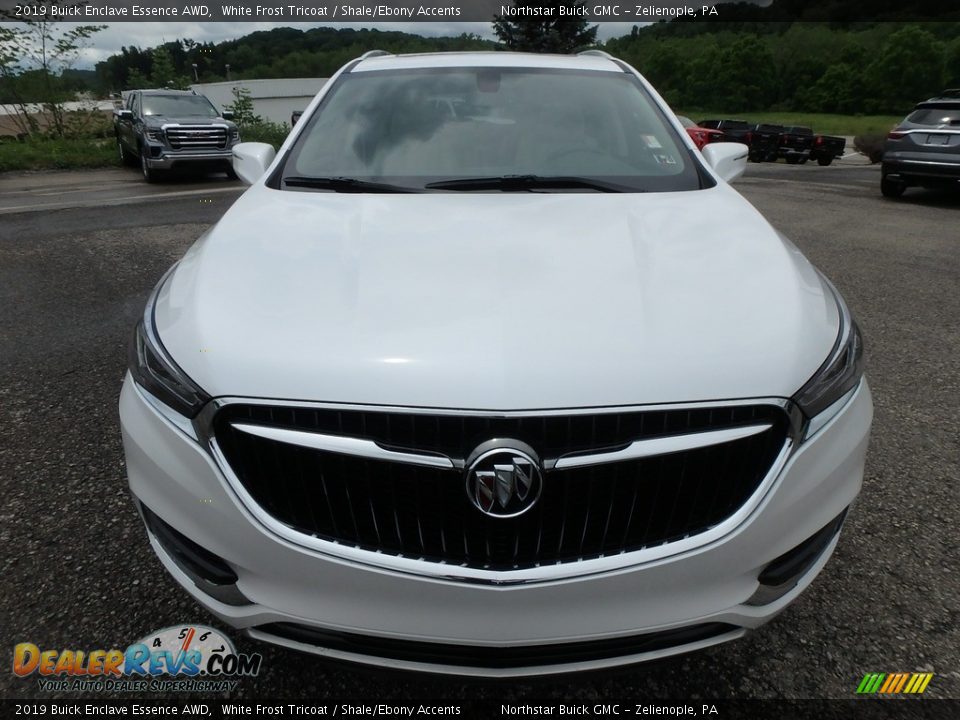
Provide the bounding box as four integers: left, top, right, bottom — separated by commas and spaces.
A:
120, 93, 137, 150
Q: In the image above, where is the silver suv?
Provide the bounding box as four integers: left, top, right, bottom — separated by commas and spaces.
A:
882, 91, 960, 197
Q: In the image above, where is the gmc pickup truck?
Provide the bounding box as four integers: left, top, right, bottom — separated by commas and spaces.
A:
810, 133, 846, 166
115, 89, 240, 182
746, 123, 784, 162
778, 126, 815, 164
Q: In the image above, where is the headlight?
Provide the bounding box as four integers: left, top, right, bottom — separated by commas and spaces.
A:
230, 129, 240, 141
793, 277, 864, 431
128, 267, 210, 418
145, 129, 164, 142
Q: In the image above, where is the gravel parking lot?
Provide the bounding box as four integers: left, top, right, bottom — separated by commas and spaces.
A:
1, 162, 957, 701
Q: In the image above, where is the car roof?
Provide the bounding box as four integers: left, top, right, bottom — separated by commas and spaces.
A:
916, 98, 960, 108
352, 51, 624, 74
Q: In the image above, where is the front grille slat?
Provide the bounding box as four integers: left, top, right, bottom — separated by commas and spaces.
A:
214, 404, 789, 571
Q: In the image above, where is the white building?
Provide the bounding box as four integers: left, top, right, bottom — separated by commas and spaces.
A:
190, 78, 329, 125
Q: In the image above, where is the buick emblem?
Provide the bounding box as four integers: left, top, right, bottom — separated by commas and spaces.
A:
465, 442, 542, 518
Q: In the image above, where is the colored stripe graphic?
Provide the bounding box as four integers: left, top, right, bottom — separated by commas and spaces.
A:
857, 673, 885, 694
857, 672, 933, 694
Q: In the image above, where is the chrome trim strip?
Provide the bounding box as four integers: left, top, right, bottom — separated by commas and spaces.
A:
160, 123, 230, 130
891, 158, 960, 167
891, 128, 960, 136
230, 423, 455, 469
551, 423, 772, 470
194, 396, 804, 461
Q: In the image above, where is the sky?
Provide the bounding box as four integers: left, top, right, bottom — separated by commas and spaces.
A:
75, 21, 645, 69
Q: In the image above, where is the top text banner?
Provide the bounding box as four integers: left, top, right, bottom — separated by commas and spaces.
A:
1, 0, 952, 22
0, 0, 741, 22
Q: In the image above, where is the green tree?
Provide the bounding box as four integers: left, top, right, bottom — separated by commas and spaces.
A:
682, 35, 776, 111
865, 26, 945, 113
493, 1, 598, 53
126, 69, 149, 90
225, 86, 263, 125
798, 63, 866, 114
0, 0, 105, 136
945, 36, 960, 88
148, 46, 190, 89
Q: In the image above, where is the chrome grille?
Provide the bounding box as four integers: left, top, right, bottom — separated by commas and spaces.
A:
213, 404, 790, 570
164, 125, 228, 149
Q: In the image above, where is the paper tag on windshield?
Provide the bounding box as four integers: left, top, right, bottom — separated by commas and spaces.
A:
643, 135, 662, 149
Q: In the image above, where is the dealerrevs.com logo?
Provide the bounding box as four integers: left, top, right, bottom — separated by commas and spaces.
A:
13, 625, 262, 692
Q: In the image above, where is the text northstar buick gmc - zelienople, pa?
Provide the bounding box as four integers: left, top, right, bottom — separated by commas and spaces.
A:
120, 50, 873, 676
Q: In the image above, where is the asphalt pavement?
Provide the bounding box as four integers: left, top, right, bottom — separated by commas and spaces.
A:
1, 161, 957, 702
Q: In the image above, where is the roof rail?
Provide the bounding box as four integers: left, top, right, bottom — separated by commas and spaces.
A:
578, 48, 631, 73
359, 50, 391, 59
578, 50, 614, 59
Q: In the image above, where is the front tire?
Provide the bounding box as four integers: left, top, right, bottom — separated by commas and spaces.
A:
881, 175, 905, 198
817, 157, 833, 166
140, 149, 161, 183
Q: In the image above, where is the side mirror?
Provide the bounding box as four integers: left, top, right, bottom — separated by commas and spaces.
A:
291, 110, 303, 126
221, 110, 234, 120
232, 142, 276, 185
701, 142, 749, 183
116, 109, 133, 120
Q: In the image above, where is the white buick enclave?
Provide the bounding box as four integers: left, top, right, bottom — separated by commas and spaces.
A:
120, 51, 872, 676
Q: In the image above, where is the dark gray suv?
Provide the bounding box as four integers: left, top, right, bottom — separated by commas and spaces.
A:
882, 91, 960, 198
114, 89, 240, 183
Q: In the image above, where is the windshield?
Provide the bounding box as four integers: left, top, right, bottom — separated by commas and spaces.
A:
280, 67, 705, 193
142, 95, 219, 118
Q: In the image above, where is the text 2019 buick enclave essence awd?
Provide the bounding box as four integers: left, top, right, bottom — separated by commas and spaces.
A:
119, 51, 872, 676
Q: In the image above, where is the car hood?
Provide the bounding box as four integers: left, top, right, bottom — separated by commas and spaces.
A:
155, 184, 839, 409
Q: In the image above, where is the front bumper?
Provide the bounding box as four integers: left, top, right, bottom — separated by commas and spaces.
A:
120, 376, 872, 677
144, 145, 234, 170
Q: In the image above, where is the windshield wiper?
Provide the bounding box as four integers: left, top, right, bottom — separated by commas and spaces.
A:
423, 175, 637, 193
283, 176, 422, 193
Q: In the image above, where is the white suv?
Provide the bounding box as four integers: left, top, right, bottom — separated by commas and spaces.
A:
120, 50, 872, 676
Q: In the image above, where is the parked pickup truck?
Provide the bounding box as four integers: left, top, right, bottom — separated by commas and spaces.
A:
778, 126, 815, 164
810, 133, 846, 166
115, 89, 240, 182
699, 119, 751, 144
746, 123, 784, 162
